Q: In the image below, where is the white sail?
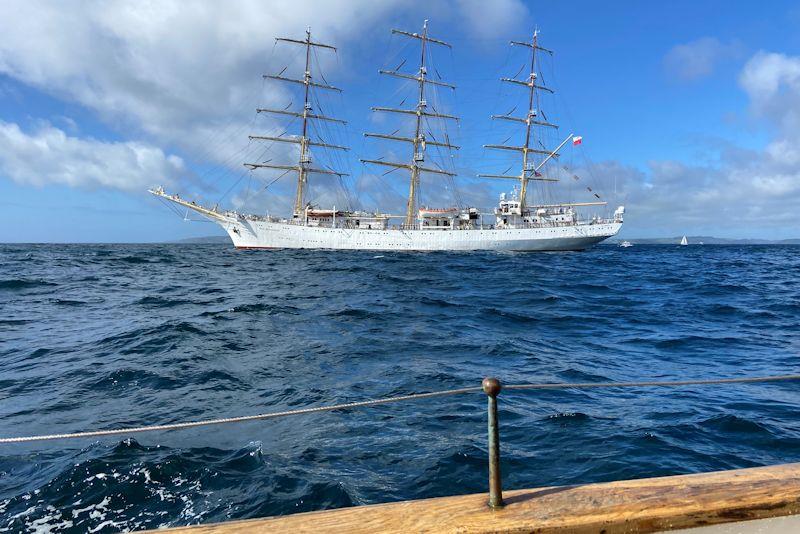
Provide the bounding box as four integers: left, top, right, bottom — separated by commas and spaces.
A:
680, 236, 689, 246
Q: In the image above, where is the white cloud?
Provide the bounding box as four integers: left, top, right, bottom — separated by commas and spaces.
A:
739, 51, 800, 132
622, 152, 800, 234
455, 0, 528, 40
664, 37, 741, 81
740, 52, 800, 97
0, 120, 184, 190
0, 0, 528, 166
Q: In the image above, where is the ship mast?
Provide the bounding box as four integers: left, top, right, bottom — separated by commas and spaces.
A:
480, 29, 560, 213
361, 20, 460, 228
245, 28, 349, 217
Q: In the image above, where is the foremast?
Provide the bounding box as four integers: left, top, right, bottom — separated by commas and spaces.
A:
246, 28, 349, 218
480, 30, 568, 214
360, 20, 460, 228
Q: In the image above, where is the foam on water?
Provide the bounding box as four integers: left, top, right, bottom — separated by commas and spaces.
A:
1, 243, 799, 532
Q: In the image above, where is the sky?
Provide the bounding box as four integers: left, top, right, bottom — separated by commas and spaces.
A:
1, 0, 799, 242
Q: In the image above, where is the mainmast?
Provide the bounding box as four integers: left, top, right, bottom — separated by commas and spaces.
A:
361, 20, 460, 228
246, 28, 349, 217
480, 29, 560, 213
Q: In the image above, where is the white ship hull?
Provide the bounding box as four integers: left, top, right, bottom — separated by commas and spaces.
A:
150, 189, 621, 251
219, 218, 621, 251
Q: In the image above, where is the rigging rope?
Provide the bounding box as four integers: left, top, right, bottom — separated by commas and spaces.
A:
563, 165, 602, 201
0, 388, 479, 444
2, 374, 798, 444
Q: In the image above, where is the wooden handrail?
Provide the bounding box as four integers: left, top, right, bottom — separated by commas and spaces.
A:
161, 462, 800, 533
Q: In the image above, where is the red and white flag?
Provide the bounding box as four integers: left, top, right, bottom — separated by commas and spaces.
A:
572, 136, 583, 146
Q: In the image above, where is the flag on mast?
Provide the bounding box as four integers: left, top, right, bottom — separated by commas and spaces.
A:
572, 136, 583, 146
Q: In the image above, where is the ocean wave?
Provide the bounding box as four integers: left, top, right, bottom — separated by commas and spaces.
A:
88, 368, 182, 391
192, 369, 248, 391
482, 307, 536, 324
117, 255, 152, 264
327, 307, 378, 319
200, 303, 301, 317
698, 414, 773, 435
706, 303, 740, 315
0, 318, 33, 326
94, 322, 208, 354
0, 278, 57, 290
418, 296, 461, 308
653, 335, 743, 349
135, 296, 193, 308
544, 411, 592, 424
51, 298, 87, 306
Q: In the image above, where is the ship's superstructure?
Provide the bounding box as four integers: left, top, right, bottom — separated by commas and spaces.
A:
150, 22, 624, 251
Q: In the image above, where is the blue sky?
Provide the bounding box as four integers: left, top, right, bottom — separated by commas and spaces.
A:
1, 0, 799, 242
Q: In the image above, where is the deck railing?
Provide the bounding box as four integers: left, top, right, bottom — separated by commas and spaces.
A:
3, 373, 799, 512
233, 216, 618, 231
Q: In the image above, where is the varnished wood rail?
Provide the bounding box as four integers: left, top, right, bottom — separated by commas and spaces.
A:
161, 462, 800, 533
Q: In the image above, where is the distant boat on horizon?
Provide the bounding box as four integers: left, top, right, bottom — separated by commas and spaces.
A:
680, 235, 689, 246
619, 240, 633, 248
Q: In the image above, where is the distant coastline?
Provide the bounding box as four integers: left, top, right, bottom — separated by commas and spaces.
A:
609, 236, 800, 245
170, 235, 231, 244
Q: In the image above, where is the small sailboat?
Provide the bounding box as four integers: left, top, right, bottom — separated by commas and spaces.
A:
680, 235, 688, 246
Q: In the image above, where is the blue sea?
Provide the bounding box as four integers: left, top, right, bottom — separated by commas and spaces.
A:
1, 243, 799, 531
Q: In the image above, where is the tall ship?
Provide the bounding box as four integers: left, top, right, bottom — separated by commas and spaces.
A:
150, 22, 624, 251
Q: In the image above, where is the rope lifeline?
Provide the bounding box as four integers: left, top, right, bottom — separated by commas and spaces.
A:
503, 374, 800, 391
1, 374, 797, 444
0, 387, 480, 444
